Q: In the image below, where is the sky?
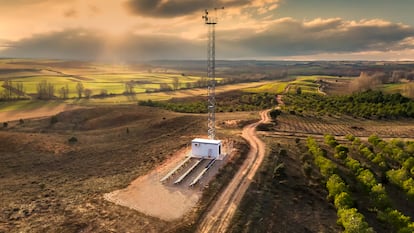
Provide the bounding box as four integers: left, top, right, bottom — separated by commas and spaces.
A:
0, 0, 413, 61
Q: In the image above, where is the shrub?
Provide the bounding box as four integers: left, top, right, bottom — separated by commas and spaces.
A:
3, 122, 8, 128
269, 109, 281, 120
359, 146, 375, 160
378, 209, 411, 232
19, 119, 24, 124
325, 134, 339, 148
337, 208, 374, 233
335, 145, 349, 160
315, 156, 337, 177
370, 184, 390, 209
345, 157, 363, 175
68, 136, 78, 144
334, 192, 354, 209
357, 169, 377, 190
403, 157, 414, 170
345, 134, 356, 142
50, 115, 58, 125
302, 162, 312, 177
326, 174, 347, 199
387, 169, 408, 187
368, 134, 382, 146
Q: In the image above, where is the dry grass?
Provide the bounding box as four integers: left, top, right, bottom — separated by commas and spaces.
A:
0, 106, 208, 233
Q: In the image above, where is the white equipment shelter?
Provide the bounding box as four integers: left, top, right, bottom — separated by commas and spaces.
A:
191, 138, 222, 160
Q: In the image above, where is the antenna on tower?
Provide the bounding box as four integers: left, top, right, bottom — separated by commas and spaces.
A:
202, 7, 223, 140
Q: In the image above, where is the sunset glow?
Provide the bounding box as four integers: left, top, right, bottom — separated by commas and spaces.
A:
0, 0, 413, 61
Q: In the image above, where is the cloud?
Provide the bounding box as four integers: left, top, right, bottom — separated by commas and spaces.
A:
0, 29, 106, 60
232, 18, 414, 57
0, 29, 203, 61
124, 0, 278, 18
64, 8, 78, 18
0, 18, 413, 60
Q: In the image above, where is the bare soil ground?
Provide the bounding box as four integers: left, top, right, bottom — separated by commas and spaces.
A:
228, 136, 342, 233
0, 103, 82, 122
104, 149, 201, 221
273, 113, 414, 138
0, 105, 208, 233
105, 147, 231, 221
322, 78, 353, 95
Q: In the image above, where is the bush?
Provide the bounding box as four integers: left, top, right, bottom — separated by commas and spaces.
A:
403, 157, 414, 170
335, 145, 349, 160
368, 134, 382, 146
370, 184, 390, 209
378, 208, 411, 232
3, 122, 8, 128
50, 115, 58, 125
19, 119, 24, 124
269, 109, 282, 120
387, 169, 408, 187
334, 192, 354, 209
345, 134, 356, 142
359, 146, 375, 160
315, 155, 337, 177
326, 174, 347, 199
357, 169, 377, 190
325, 134, 339, 148
68, 136, 78, 144
302, 162, 312, 177
307, 137, 337, 177
337, 208, 374, 233
345, 157, 363, 175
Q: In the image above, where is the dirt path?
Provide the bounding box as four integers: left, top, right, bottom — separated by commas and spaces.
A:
196, 110, 269, 233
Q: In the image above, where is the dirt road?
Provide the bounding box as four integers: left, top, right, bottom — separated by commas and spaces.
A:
196, 110, 269, 233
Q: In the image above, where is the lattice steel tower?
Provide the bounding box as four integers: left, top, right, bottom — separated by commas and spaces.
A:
202, 8, 221, 140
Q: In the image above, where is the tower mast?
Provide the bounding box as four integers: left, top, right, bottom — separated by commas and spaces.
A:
203, 8, 221, 140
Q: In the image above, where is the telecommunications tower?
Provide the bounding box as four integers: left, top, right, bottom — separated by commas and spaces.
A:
203, 8, 222, 140
189, 8, 225, 160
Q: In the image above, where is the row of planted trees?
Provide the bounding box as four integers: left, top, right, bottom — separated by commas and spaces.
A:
306, 137, 374, 232
350, 135, 414, 201
0, 80, 134, 100
320, 134, 414, 232
283, 90, 414, 119
0, 80, 26, 100
1, 80, 88, 100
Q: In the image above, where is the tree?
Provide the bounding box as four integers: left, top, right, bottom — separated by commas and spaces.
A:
172, 77, 180, 90
324, 134, 339, 148
15, 82, 24, 97
76, 82, 84, 98
36, 80, 55, 99
335, 145, 349, 160
269, 109, 281, 120
99, 89, 108, 97
296, 87, 302, 95
159, 83, 172, 91
84, 89, 92, 99
59, 84, 69, 99
124, 81, 135, 95
2, 80, 14, 99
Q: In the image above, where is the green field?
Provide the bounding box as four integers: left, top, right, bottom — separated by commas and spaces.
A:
0, 100, 63, 112
243, 82, 288, 94
243, 75, 344, 94
5, 73, 210, 98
